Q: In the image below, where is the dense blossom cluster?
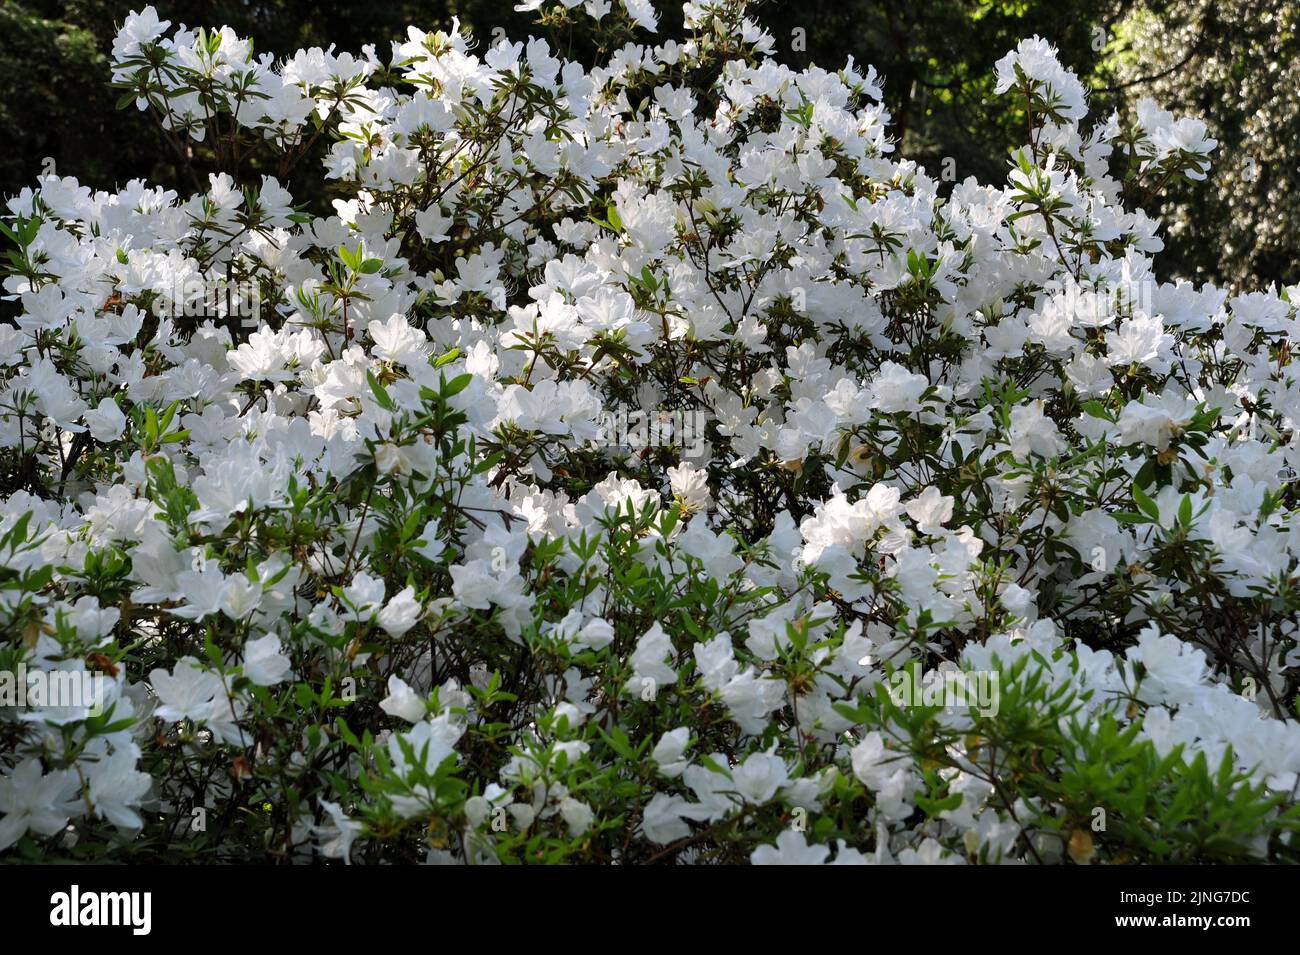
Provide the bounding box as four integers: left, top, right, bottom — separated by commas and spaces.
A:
2, 1, 1299, 864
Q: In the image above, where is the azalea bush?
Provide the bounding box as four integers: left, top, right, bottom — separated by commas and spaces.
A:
3, 0, 1300, 865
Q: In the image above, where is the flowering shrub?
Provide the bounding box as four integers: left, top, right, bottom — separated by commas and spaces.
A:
3, 1, 1300, 865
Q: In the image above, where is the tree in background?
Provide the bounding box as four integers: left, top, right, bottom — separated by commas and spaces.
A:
0, 2, 156, 195
758, 0, 1130, 185
1112, 0, 1300, 288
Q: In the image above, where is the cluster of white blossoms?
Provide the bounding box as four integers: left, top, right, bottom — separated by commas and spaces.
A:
2, 0, 1299, 865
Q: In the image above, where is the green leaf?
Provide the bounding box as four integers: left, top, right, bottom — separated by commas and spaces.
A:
441, 372, 472, 397
366, 370, 394, 410
1131, 482, 1160, 522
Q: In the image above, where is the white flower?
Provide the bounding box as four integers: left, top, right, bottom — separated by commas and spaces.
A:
1136, 99, 1217, 179
379, 675, 428, 723
388, 720, 457, 778
449, 560, 497, 610
368, 315, 428, 365
868, 361, 930, 413
1126, 625, 1211, 706
1008, 400, 1064, 460
377, 586, 422, 636
898, 837, 966, 864
574, 617, 615, 651
315, 800, 363, 863
622, 0, 658, 32
374, 442, 413, 476
625, 622, 678, 694
731, 751, 789, 804
0, 759, 81, 851
751, 830, 831, 865
242, 634, 292, 686
414, 205, 452, 243
170, 560, 229, 621
905, 486, 954, 535
220, 572, 263, 620
85, 746, 151, 830
994, 36, 1087, 120
693, 634, 737, 691
559, 797, 594, 836
1115, 392, 1198, 451
667, 462, 710, 509
341, 572, 385, 621
112, 5, 172, 59
227, 327, 324, 382
640, 793, 693, 844
150, 658, 222, 723
850, 732, 895, 789
84, 398, 127, 442
651, 727, 691, 778
1107, 315, 1172, 369
414, 519, 447, 563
